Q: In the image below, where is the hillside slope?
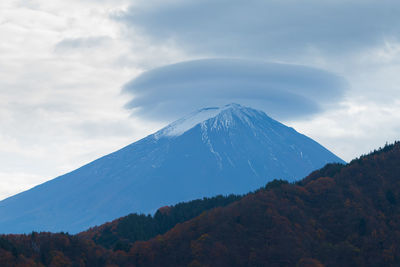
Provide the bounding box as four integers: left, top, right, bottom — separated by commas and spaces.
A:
0, 142, 399, 266
79, 194, 242, 251
122, 142, 400, 266
0, 104, 343, 233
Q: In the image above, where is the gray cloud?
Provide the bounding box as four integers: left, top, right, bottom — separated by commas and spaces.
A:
123, 58, 347, 121
115, 0, 400, 60
54, 36, 112, 52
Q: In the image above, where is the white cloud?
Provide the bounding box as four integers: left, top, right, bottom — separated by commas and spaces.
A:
0, 172, 45, 200
0, 0, 159, 200
290, 101, 400, 162
2, 0, 400, 200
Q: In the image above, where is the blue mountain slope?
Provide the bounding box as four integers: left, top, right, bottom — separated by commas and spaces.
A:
0, 104, 345, 234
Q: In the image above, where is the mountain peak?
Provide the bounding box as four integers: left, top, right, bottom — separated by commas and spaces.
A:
0, 103, 344, 234
221, 103, 242, 109
155, 103, 258, 138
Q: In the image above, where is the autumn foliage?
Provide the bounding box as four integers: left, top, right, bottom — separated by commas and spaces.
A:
1, 142, 400, 266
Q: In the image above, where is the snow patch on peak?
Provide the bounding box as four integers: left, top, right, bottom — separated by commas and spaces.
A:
155, 103, 251, 138
211, 104, 259, 132
155, 107, 221, 138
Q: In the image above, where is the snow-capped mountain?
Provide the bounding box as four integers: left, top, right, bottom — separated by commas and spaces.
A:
0, 103, 345, 234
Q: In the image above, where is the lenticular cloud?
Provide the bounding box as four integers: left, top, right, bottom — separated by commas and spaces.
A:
123, 58, 347, 121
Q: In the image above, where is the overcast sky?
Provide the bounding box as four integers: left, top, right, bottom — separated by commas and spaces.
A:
1, 0, 400, 200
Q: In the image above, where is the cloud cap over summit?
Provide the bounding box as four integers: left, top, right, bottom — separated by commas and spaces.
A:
123, 58, 347, 121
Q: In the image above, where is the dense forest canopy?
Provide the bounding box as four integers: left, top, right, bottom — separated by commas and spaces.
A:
0, 141, 399, 266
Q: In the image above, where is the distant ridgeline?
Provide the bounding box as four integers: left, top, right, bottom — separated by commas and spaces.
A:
1, 142, 400, 266
0, 103, 344, 234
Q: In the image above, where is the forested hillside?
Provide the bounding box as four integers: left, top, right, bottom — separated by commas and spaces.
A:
0, 194, 242, 266
79, 194, 241, 251
1, 142, 400, 266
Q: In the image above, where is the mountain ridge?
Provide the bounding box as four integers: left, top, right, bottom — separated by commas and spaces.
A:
155, 103, 266, 138
0, 103, 344, 234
